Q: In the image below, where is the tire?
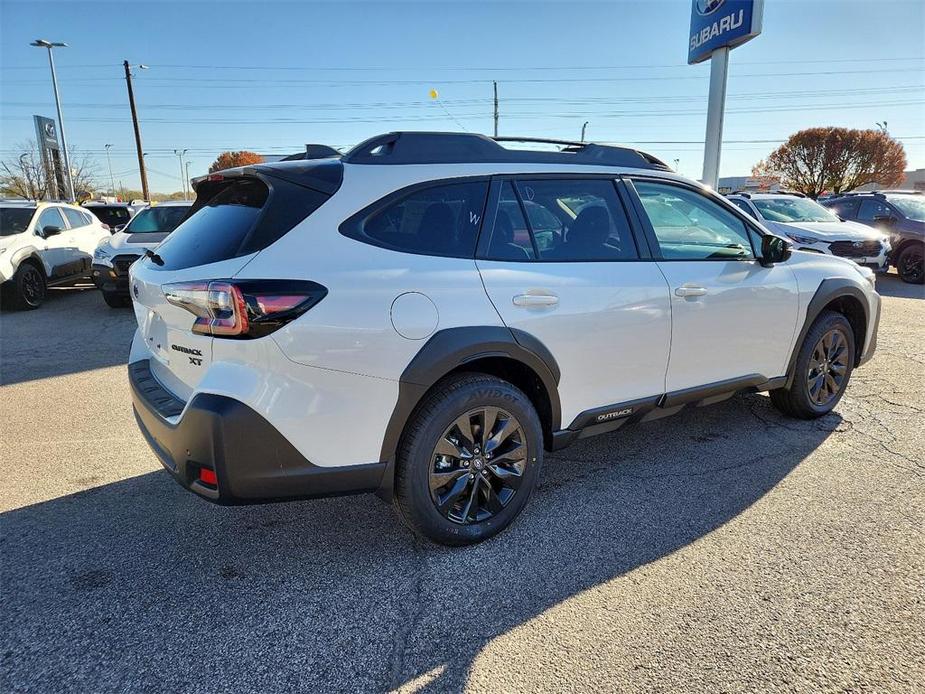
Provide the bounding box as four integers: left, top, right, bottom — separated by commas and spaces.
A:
394, 373, 544, 546
896, 244, 924, 284
102, 290, 129, 308
770, 310, 855, 419
8, 261, 47, 310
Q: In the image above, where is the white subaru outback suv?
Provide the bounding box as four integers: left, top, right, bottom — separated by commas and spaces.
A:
726, 192, 891, 272
127, 132, 881, 546
1, 200, 109, 309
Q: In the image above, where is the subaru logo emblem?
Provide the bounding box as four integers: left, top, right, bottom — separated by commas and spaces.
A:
696, 0, 725, 15
133, 283, 139, 299
853, 241, 863, 248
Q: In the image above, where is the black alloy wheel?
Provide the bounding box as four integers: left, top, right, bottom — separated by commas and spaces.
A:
429, 406, 527, 525
897, 246, 924, 284
806, 328, 850, 407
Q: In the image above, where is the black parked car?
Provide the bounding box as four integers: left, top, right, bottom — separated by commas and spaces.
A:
822, 192, 925, 284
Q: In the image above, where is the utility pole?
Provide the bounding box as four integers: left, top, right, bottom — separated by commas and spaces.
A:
581, 121, 589, 143
174, 149, 188, 199
493, 81, 499, 137
185, 160, 192, 198
31, 40, 74, 201
123, 60, 150, 201
104, 144, 115, 197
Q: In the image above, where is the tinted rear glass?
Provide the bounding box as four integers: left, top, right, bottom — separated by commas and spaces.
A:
149, 176, 331, 271
86, 206, 131, 226
152, 180, 267, 270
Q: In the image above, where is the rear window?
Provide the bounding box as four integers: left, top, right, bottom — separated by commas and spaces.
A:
150, 176, 330, 271
86, 206, 130, 227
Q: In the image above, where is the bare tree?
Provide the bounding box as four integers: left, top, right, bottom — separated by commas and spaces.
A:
0, 141, 101, 200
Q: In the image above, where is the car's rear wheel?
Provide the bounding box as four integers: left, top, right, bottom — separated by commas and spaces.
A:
896, 244, 924, 284
394, 373, 543, 546
8, 262, 47, 310
770, 310, 855, 419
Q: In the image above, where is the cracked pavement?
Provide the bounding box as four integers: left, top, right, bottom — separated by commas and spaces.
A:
1, 276, 923, 693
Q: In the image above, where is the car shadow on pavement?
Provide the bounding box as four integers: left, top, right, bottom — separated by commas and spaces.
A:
876, 272, 924, 299
0, 286, 136, 386
0, 392, 842, 692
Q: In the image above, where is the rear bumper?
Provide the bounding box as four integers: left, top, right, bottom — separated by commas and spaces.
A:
129, 359, 386, 504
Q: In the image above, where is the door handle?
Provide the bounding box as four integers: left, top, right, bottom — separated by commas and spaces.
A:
675, 286, 707, 298
513, 293, 559, 307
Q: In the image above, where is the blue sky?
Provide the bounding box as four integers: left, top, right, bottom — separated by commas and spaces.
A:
2, 0, 923, 193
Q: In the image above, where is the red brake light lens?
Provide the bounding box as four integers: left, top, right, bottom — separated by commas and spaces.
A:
163, 280, 326, 339
198, 467, 218, 486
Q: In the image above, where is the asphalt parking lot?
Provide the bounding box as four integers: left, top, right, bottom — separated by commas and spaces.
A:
1, 276, 923, 693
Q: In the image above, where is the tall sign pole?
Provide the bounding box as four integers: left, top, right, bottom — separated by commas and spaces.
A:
688, 0, 764, 189
702, 47, 730, 189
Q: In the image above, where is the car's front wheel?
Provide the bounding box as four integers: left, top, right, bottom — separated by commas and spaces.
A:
896, 244, 924, 284
394, 373, 544, 546
770, 310, 855, 419
7, 262, 47, 310
102, 290, 129, 308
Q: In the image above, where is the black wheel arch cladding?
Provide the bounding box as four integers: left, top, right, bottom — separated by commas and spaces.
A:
376, 326, 561, 499
785, 277, 871, 388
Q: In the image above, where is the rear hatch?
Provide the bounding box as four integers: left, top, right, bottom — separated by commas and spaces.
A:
129, 164, 340, 401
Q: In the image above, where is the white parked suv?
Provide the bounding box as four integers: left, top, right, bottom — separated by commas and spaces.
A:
92, 200, 192, 307
127, 133, 881, 545
726, 192, 891, 272
0, 200, 110, 309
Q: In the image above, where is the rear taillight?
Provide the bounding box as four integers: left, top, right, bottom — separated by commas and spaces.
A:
163, 280, 326, 339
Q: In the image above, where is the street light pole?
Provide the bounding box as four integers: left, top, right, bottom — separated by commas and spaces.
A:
104, 144, 116, 197
31, 39, 75, 201
174, 149, 188, 199
581, 121, 589, 143
184, 160, 192, 198
123, 60, 150, 201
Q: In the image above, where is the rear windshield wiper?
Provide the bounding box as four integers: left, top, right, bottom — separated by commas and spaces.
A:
144, 249, 165, 266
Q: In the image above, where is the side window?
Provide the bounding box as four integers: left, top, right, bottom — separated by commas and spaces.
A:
37, 207, 67, 233
486, 182, 535, 260
729, 198, 757, 219
828, 198, 859, 219
513, 178, 638, 261
355, 180, 489, 258
634, 181, 754, 260
61, 208, 89, 229
857, 199, 892, 222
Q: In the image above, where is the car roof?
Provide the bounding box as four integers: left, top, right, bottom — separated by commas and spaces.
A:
83, 201, 132, 207
150, 200, 193, 207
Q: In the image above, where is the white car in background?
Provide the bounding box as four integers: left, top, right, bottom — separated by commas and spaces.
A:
92, 200, 192, 307
0, 200, 110, 309
726, 192, 891, 272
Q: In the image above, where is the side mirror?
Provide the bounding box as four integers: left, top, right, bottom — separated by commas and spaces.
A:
760, 235, 792, 266
41, 225, 62, 238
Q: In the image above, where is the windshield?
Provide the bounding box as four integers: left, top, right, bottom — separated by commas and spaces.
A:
86, 206, 131, 227
124, 206, 190, 234
753, 198, 840, 223
888, 195, 925, 222
0, 207, 35, 237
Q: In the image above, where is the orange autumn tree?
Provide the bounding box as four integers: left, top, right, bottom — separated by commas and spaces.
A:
752, 127, 906, 198
208, 151, 264, 173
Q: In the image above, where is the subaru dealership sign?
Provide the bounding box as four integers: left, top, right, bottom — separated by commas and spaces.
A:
688, 0, 764, 64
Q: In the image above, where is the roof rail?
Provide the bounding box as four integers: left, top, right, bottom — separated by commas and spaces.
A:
727, 191, 751, 198
341, 131, 671, 170
873, 189, 922, 195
